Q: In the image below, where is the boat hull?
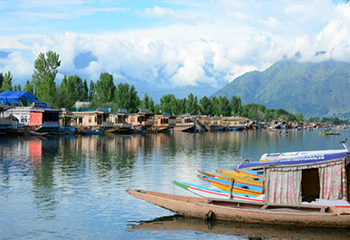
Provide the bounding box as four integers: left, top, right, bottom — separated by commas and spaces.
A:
126, 189, 350, 228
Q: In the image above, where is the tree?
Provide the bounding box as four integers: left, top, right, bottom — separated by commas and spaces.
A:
296, 113, 304, 122
14, 84, 21, 91
2, 71, 13, 91
89, 80, 95, 102
24, 80, 34, 93
141, 93, 155, 113
199, 96, 212, 115
114, 82, 140, 113
218, 96, 231, 116
82, 79, 89, 102
210, 96, 220, 116
185, 93, 199, 114
32, 51, 60, 104
230, 96, 242, 116
0, 72, 3, 90
94, 72, 116, 104
160, 94, 177, 114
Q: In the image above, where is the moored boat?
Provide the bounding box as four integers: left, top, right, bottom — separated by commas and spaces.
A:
216, 170, 264, 187
197, 174, 263, 196
172, 181, 264, 202
127, 140, 350, 228
29, 130, 49, 136
126, 189, 350, 228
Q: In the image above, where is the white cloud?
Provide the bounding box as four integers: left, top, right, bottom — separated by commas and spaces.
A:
137, 6, 199, 22
0, 0, 350, 99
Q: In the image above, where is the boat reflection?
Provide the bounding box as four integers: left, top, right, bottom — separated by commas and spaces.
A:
128, 214, 350, 239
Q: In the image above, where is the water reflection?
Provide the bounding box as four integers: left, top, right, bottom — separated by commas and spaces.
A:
1, 130, 350, 239
128, 215, 350, 240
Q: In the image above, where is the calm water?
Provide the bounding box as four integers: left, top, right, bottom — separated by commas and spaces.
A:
1, 130, 350, 240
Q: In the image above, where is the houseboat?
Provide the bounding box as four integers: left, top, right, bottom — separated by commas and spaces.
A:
0, 101, 14, 133
203, 116, 228, 131
104, 108, 133, 134
30, 103, 61, 133
151, 113, 176, 133
174, 115, 203, 132
126, 109, 155, 132
222, 116, 246, 131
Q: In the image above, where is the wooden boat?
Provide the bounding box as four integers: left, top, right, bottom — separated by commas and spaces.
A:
197, 174, 263, 196
158, 127, 171, 133
231, 168, 264, 179
81, 130, 101, 135
126, 189, 350, 228
172, 181, 264, 202
128, 141, 350, 228
319, 131, 340, 135
216, 170, 264, 187
29, 130, 49, 136
197, 170, 229, 180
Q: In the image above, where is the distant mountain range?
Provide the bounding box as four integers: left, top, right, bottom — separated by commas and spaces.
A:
213, 60, 350, 118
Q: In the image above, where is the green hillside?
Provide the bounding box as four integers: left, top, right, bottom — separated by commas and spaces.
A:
213, 60, 350, 118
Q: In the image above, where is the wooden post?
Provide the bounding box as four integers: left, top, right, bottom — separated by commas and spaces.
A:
228, 178, 235, 199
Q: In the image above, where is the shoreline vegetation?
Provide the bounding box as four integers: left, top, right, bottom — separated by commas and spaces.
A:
0, 51, 348, 126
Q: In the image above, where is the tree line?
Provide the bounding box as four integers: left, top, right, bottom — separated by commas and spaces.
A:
4, 50, 348, 124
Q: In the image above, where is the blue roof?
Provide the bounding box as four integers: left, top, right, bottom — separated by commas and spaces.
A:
237, 151, 348, 169
0, 91, 38, 103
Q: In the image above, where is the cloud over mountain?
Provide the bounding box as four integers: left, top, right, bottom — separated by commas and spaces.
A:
0, 1, 350, 101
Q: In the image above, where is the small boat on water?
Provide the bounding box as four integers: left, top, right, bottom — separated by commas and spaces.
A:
216, 170, 264, 187
127, 140, 350, 228
29, 130, 49, 136
319, 131, 340, 135
231, 168, 264, 179
126, 189, 350, 228
81, 130, 101, 135
172, 181, 264, 202
197, 174, 263, 196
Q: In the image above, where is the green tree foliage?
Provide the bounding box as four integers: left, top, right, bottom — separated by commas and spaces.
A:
230, 96, 242, 115
140, 93, 155, 113
114, 83, 140, 113
296, 113, 304, 122
185, 93, 199, 114
56, 75, 88, 108
89, 80, 95, 102
211, 96, 220, 116
82, 79, 89, 102
24, 80, 34, 93
0, 72, 3, 90
14, 84, 21, 91
32, 51, 60, 104
199, 96, 212, 115
160, 94, 182, 115
2, 71, 13, 91
94, 72, 116, 104
218, 96, 231, 116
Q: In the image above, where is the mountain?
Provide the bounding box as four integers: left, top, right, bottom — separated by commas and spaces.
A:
213, 60, 350, 118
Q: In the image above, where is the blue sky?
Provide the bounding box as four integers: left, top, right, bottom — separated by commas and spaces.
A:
1, 0, 350, 102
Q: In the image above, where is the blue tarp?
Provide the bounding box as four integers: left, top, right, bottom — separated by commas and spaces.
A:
0, 91, 38, 103
237, 151, 348, 169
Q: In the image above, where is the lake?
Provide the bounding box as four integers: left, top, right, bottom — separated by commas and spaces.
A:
1, 129, 350, 240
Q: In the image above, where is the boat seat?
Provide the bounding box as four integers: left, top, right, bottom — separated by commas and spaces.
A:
260, 203, 328, 213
